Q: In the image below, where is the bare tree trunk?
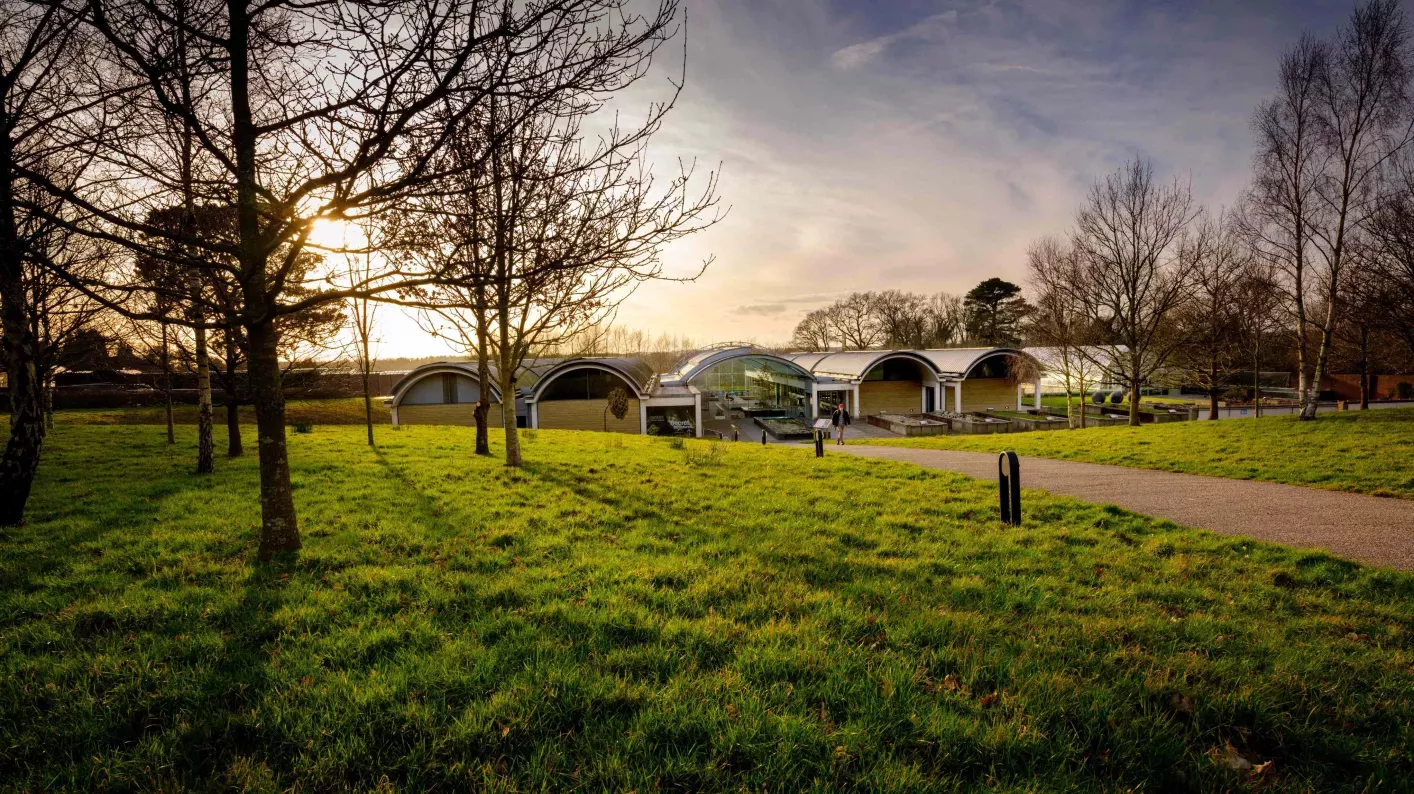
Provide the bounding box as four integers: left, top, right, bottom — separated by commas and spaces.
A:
42, 374, 53, 431
474, 320, 491, 456
194, 318, 214, 473
1129, 373, 1142, 426
498, 347, 521, 467
231, 1, 298, 557
1208, 359, 1220, 420
162, 322, 175, 444
1253, 343, 1263, 419
248, 319, 298, 558
225, 330, 242, 456
1304, 303, 1336, 419
1358, 324, 1370, 410
0, 218, 45, 525
361, 362, 373, 447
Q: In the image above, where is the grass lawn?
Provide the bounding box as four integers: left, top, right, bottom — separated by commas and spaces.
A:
55, 397, 391, 427
854, 407, 1414, 500
3, 425, 1413, 791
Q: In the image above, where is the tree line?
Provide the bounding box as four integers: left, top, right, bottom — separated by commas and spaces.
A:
0, 0, 720, 556
789, 280, 1032, 351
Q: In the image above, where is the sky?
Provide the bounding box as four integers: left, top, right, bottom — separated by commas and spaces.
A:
377, 0, 1358, 358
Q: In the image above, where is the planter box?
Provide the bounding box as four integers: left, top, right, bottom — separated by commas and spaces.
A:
1045, 406, 1127, 427
867, 413, 952, 437
754, 416, 813, 440
980, 409, 1070, 432
924, 412, 1014, 435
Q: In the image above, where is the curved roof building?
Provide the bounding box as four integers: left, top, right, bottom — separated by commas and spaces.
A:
391, 346, 1045, 437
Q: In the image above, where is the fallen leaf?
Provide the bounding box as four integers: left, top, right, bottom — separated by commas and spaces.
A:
1219, 743, 1253, 773
979, 692, 999, 708
1171, 693, 1193, 716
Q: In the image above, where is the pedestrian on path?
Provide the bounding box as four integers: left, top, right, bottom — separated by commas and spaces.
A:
831, 402, 851, 445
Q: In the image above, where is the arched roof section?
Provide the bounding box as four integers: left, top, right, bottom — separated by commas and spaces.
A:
390, 362, 503, 406
914, 347, 1040, 379
784, 350, 941, 381
528, 357, 654, 401
659, 345, 814, 387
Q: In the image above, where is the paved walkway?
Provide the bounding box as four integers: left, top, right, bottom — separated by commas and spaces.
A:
839, 446, 1414, 571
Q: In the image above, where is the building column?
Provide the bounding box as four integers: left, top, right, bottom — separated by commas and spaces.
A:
530, 403, 539, 429
694, 393, 703, 438
852, 384, 861, 417
954, 382, 962, 412
639, 402, 648, 435
390, 406, 399, 427
1035, 376, 1043, 410
810, 383, 819, 419
1016, 384, 1024, 411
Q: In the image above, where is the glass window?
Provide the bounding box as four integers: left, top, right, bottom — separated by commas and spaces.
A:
968, 356, 1011, 379
863, 358, 925, 382
541, 368, 635, 401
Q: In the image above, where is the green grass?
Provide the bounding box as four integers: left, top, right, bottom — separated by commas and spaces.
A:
855, 407, 1414, 500
3, 425, 1413, 791
55, 397, 391, 427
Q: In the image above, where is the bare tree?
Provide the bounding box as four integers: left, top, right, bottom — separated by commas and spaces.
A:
343, 219, 378, 446
1170, 212, 1250, 420
420, 74, 720, 468
791, 306, 835, 351
924, 292, 965, 347
830, 292, 882, 350
1246, 0, 1413, 419
1233, 257, 1284, 418
1071, 157, 1198, 426
1244, 34, 1328, 422
873, 289, 930, 348
1303, 0, 1413, 417
1366, 155, 1414, 359
1025, 235, 1100, 428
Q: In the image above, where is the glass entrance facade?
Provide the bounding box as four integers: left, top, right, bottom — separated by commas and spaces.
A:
693, 356, 811, 421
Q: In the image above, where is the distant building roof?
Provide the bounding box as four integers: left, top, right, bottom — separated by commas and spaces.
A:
389, 361, 504, 404
527, 357, 656, 400
783, 350, 941, 381
916, 347, 1030, 378
659, 345, 814, 387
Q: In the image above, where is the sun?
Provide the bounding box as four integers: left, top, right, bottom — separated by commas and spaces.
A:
308, 217, 349, 249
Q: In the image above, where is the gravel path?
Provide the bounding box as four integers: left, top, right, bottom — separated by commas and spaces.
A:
839, 445, 1414, 571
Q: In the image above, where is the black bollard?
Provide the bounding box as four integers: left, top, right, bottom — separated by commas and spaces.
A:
814, 430, 824, 458
998, 451, 1021, 526
762, 430, 768, 446
733, 427, 739, 442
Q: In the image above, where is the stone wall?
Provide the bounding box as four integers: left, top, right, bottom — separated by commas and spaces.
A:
859, 380, 922, 416
537, 398, 642, 434
959, 378, 1018, 412
397, 403, 502, 426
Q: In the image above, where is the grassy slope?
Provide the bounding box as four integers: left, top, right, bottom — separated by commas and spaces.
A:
2, 426, 1413, 792
55, 397, 392, 427
854, 407, 1414, 499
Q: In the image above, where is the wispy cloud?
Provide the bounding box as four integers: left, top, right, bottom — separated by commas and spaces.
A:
731, 303, 788, 317
830, 11, 958, 71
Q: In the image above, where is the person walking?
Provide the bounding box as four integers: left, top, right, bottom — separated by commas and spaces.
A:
831, 402, 851, 445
